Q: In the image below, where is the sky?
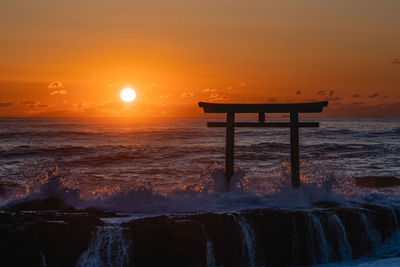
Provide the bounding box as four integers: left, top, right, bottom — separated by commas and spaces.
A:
0, 0, 399, 117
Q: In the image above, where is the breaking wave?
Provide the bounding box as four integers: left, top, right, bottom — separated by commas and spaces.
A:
2, 162, 400, 215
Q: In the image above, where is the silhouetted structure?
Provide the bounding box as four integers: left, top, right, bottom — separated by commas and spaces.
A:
198, 101, 328, 188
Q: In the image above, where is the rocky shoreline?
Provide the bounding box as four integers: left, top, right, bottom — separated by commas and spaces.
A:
1, 197, 399, 266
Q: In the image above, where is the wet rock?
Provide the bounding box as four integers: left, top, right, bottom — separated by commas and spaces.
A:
354, 176, 400, 188
124, 216, 206, 267
0, 198, 102, 267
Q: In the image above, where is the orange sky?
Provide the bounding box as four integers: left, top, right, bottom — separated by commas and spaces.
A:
0, 0, 399, 117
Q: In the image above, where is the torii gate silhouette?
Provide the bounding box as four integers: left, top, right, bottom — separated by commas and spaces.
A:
198, 101, 328, 188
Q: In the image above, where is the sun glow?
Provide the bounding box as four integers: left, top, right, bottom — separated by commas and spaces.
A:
120, 88, 136, 102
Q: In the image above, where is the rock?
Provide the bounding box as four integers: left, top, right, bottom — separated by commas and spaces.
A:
354, 176, 400, 188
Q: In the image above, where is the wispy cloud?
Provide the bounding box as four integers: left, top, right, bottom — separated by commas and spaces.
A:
393, 58, 400, 64
326, 96, 342, 101
47, 81, 64, 89
352, 94, 360, 98
368, 93, 379, 98
323, 90, 341, 101
237, 82, 246, 87
203, 88, 216, 93
208, 92, 228, 101
181, 91, 194, 98
20, 100, 49, 108
0, 101, 12, 107
350, 102, 364, 105
317, 90, 326, 96
50, 90, 68, 96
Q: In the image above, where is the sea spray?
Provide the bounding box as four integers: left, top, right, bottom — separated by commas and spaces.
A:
76, 221, 131, 267
234, 214, 256, 267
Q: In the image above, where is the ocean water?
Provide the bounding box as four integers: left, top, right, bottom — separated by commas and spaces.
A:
0, 116, 399, 210
1, 117, 400, 266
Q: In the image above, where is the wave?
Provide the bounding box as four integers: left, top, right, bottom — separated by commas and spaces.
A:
2, 163, 400, 215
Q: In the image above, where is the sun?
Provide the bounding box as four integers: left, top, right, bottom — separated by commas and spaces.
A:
120, 88, 136, 102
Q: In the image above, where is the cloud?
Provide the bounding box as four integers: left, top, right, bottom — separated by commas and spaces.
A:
47, 81, 64, 89
208, 92, 229, 101
326, 96, 342, 101
237, 82, 246, 87
296, 90, 301, 95
317, 90, 326, 96
393, 58, 400, 64
329, 90, 334, 97
352, 94, 360, 98
20, 100, 50, 109
203, 88, 216, 93
227, 86, 232, 90
209, 92, 219, 99
383, 95, 388, 99
159, 95, 170, 99
0, 101, 12, 107
50, 90, 68, 96
20, 100, 49, 108
368, 93, 379, 98
20, 100, 36, 105
267, 97, 277, 103
181, 91, 194, 98
350, 102, 364, 105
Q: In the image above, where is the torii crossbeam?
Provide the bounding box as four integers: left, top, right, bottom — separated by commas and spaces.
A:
198, 101, 328, 188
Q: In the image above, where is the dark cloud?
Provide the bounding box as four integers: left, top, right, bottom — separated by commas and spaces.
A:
20, 100, 36, 105
383, 96, 388, 99
368, 93, 380, 98
352, 94, 360, 98
393, 58, 400, 64
324, 90, 341, 101
317, 90, 326, 96
296, 90, 301, 95
267, 97, 277, 103
0, 101, 12, 107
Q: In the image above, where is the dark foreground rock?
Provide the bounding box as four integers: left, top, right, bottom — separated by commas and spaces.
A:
0, 199, 102, 267
124, 204, 400, 267
1, 198, 400, 267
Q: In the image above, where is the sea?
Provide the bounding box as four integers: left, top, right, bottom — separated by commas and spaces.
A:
1, 117, 400, 266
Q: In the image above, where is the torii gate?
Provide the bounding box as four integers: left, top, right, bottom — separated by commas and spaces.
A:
198, 101, 328, 188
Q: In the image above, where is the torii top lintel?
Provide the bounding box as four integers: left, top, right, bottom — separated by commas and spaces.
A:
198, 101, 328, 113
